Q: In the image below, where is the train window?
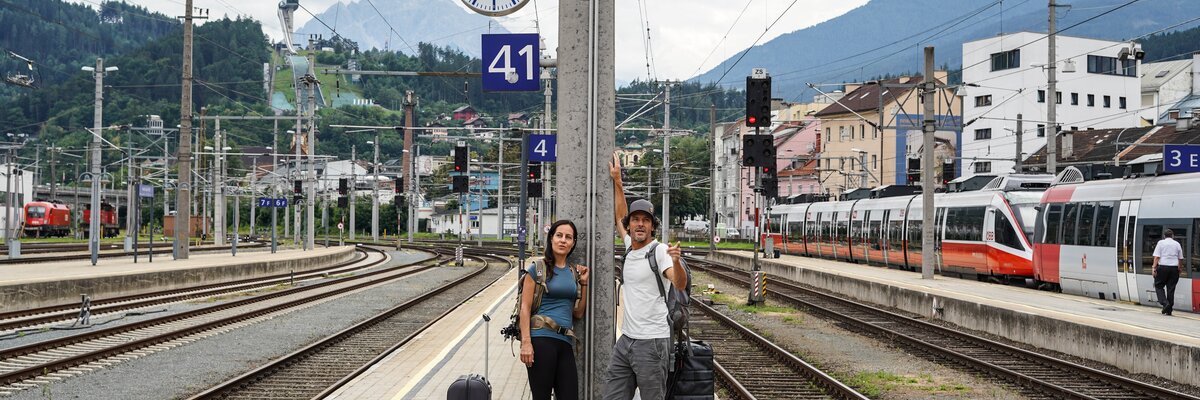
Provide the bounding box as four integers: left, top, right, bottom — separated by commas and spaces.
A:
943, 208, 959, 240
1044, 204, 1063, 244
1094, 203, 1114, 247
28, 206, 46, 218
889, 220, 904, 251
787, 221, 804, 243
908, 220, 922, 251
869, 220, 882, 250
1077, 203, 1096, 246
1061, 203, 1079, 246
1141, 225, 1163, 275
821, 221, 831, 243
837, 221, 848, 244
967, 207, 986, 241
994, 212, 1023, 250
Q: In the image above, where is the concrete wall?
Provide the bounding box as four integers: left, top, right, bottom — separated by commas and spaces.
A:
0, 246, 356, 312
709, 251, 1200, 387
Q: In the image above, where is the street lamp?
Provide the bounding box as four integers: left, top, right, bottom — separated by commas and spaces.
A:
82, 58, 116, 265
367, 139, 380, 242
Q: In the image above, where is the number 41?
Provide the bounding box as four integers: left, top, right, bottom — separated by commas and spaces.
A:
489, 44, 534, 82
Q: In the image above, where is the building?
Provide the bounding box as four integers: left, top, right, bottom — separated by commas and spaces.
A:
773, 121, 822, 197
615, 142, 647, 168
0, 163, 34, 240
1022, 122, 1199, 173
430, 206, 518, 238
1139, 55, 1195, 125
961, 32, 1142, 177
507, 112, 530, 126
813, 73, 961, 196
713, 117, 823, 235
452, 105, 477, 121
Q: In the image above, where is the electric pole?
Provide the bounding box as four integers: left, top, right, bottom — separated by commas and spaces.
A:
350, 144, 356, 240
1015, 113, 1024, 172
1047, 0, 1058, 175
372, 131, 380, 241
84, 58, 116, 266
661, 81, 674, 241
404, 91, 416, 243
921, 46, 936, 280
709, 104, 717, 251
174, 2, 205, 260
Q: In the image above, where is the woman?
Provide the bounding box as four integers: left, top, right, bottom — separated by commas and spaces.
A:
519, 219, 590, 400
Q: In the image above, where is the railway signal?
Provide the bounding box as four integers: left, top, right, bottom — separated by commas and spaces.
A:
454, 145, 468, 173
760, 165, 779, 200
745, 75, 771, 127
742, 135, 774, 167
338, 178, 348, 195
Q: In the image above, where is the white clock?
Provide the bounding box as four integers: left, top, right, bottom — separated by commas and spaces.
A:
461, 0, 530, 17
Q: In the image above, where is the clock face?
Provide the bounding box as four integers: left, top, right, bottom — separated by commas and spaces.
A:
461, 0, 530, 17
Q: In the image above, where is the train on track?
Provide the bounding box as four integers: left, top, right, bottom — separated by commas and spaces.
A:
23, 201, 71, 237
82, 202, 119, 238
764, 167, 1198, 313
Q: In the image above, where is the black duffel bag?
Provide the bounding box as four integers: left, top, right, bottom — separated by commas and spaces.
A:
667, 340, 714, 400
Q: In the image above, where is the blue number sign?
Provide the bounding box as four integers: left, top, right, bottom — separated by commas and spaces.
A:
138, 184, 154, 198
481, 33, 539, 92
527, 134, 556, 162
258, 197, 272, 207
1164, 144, 1200, 173
274, 198, 288, 208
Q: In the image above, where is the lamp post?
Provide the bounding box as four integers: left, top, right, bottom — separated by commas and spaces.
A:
82, 58, 117, 266
367, 138, 380, 242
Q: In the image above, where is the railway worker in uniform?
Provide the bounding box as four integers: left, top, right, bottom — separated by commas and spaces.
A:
605, 152, 688, 400
1152, 229, 1183, 315
519, 219, 590, 400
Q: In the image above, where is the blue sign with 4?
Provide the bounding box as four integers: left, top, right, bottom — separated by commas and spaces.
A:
481, 33, 539, 92
527, 134, 556, 162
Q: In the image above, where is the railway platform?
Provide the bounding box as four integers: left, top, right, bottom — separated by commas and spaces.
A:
326, 266, 529, 400
709, 250, 1200, 387
0, 246, 357, 312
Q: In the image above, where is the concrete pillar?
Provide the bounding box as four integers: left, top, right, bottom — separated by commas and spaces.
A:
558, 1, 616, 398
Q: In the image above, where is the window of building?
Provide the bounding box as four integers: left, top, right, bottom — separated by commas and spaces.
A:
825, 127, 831, 142
872, 155, 877, 169
1037, 124, 1046, 137
1119, 96, 1127, 109
1087, 94, 1095, 107
990, 49, 1020, 71
1103, 95, 1111, 108
975, 95, 992, 107
848, 125, 855, 141
1038, 90, 1046, 103
839, 126, 847, 141
1071, 126, 1079, 132
1056, 91, 1062, 104
1087, 55, 1137, 77
1071, 93, 1079, 105
860, 124, 865, 139
974, 161, 992, 173
840, 159, 845, 170
974, 128, 992, 140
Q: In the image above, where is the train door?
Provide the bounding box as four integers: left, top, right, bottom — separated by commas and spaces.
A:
1116, 201, 1139, 302
1137, 221, 1191, 307
869, 211, 883, 265
935, 207, 947, 274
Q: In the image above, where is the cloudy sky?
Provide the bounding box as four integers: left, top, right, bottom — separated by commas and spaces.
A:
112, 0, 867, 83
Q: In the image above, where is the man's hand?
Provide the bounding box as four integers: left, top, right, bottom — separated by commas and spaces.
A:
610, 152, 621, 181
668, 241, 682, 264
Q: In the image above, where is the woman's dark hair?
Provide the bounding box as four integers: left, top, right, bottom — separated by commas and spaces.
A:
543, 219, 578, 283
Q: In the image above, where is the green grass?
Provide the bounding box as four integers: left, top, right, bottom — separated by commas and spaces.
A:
840, 371, 969, 397
707, 292, 799, 315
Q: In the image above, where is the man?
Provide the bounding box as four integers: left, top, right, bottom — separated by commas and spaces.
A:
1152, 228, 1183, 315
604, 152, 687, 400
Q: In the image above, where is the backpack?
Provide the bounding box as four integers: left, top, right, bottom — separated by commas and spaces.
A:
500, 258, 582, 343
622, 242, 691, 340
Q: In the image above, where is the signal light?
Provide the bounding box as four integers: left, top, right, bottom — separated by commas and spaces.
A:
528, 162, 541, 180
745, 76, 772, 127
454, 145, 468, 173
338, 178, 348, 195
453, 175, 468, 194
747, 116, 757, 125
294, 180, 303, 194
337, 196, 348, 208
528, 182, 543, 198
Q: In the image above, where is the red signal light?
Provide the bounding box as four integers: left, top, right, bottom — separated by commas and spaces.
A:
747, 116, 757, 125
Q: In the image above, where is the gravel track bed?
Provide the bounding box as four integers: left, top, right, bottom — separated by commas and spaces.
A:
2, 249, 460, 400
693, 270, 1024, 399
0, 249, 431, 352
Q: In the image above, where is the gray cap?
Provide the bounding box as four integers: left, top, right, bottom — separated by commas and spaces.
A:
623, 199, 660, 229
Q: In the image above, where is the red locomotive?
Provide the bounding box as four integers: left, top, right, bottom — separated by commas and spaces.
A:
83, 202, 119, 238
23, 201, 71, 237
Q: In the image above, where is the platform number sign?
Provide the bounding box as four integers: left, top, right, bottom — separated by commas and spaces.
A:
528, 134, 557, 162
482, 33, 539, 92
1164, 144, 1200, 173
259, 198, 289, 208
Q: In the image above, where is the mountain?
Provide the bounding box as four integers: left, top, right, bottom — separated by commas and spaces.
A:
295, 0, 510, 56
692, 0, 1200, 100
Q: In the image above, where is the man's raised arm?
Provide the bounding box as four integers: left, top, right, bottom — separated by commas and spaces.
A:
610, 152, 628, 240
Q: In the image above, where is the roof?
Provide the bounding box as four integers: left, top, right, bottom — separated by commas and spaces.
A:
1140, 60, 1191, 91
453, 105, 475, 113
1158, 94, 1200, 123
779, 159, 819, 178
1023, 125, 1200, 166
813, 76, 925, 117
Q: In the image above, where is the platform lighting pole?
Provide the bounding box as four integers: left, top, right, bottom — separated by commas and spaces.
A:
921, 46, 937, 280
368, 136, 380, 242
272, 123, 279, 253
250, 156, 257, 238
84, 58, 117, 266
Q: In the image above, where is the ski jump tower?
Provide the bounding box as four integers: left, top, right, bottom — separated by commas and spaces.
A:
277, 0, 299, 54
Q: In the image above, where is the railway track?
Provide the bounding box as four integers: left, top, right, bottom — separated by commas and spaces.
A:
188, 249, 513, 399
0, 245, 428, 333
0, 246, 465, 395
0, 241, 264, 264
690, 299, 866, 400
688, 256, 1200, 400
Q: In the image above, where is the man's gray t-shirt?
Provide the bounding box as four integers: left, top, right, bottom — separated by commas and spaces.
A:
621, 236, 673, 340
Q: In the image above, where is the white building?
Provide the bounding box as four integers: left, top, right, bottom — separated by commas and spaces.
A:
961, 32, 1142, 177
429, 206, 517, 238
0, 163, 35, 239
1140, 54, 1197, 125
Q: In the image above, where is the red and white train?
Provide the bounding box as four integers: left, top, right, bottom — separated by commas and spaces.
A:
766, 175, 1050, 283
1033, 168, 1199, 313
765, 168, 1199, 313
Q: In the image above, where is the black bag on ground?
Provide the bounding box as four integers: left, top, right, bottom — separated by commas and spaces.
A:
447, 373, 491, 400
668, 340, 715, 400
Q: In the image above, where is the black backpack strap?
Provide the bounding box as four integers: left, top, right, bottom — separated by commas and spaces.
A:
646, 242, 667, 301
